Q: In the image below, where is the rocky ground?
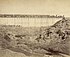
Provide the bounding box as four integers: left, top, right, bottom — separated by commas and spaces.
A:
0, 18, 70, 57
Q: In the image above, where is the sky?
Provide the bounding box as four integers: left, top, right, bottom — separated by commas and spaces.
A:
0, 0, 69, 27
0, 0, 70, 16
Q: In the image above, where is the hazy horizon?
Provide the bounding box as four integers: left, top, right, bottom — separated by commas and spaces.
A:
0, 0, 69, 27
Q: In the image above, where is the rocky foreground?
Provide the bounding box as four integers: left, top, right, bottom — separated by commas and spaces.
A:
0, 18, 70, 57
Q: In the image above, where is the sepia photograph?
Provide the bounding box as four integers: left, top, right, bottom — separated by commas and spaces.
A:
0, 0, 70, 57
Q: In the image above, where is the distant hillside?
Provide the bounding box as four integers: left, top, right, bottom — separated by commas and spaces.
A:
0, 25, 46, 35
